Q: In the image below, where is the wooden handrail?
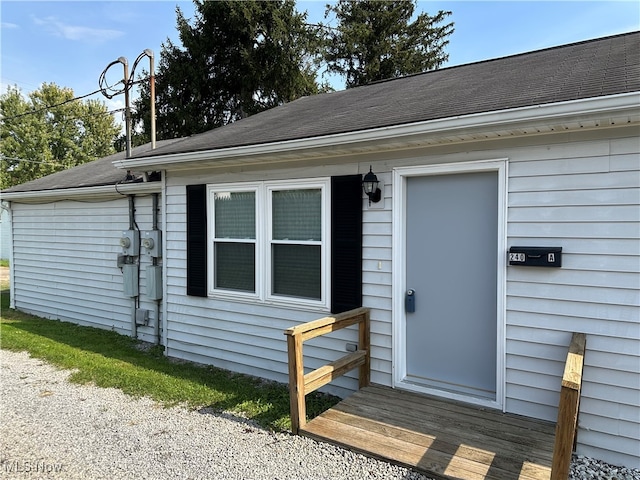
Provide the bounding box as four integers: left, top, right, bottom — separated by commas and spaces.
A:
284, 307, 370, 434
551, 332, 586, 480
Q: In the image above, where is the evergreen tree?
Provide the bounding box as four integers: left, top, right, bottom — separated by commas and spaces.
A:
0, 84, 119, 189
324, 0, 454, 88
133, 0, 323, 141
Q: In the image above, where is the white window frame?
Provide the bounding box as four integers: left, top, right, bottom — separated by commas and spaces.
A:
208, 183, 262, 301
265, 179, 330, 309
207, 178, 331, 310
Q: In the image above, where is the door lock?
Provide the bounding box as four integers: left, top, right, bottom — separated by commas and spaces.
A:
405, 289, 416, 313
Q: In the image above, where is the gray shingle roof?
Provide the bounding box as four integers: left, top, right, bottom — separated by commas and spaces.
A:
134, 31, 639, 159
3, 140, 180, 193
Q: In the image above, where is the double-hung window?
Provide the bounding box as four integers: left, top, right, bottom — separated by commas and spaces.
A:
211, 186, 258, 296
208, 179, 330, 308
268, 184, 323, 301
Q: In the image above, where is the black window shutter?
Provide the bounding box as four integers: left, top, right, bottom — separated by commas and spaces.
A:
331, 175, 363, 313
186, 184, 208, 297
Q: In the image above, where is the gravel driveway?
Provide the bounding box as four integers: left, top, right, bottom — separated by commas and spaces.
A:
0, 350, 429, 480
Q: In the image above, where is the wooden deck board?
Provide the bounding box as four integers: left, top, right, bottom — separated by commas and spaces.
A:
301, 385, 555, 480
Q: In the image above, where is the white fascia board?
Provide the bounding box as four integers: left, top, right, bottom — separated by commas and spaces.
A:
1, 181, 161, 203
113, 92, 640, 170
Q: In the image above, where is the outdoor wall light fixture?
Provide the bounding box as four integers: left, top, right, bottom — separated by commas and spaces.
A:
362, 166, 382, 205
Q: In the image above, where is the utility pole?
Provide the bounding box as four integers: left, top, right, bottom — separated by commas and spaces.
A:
145, 49, 156, 150
120, 57, 132, 159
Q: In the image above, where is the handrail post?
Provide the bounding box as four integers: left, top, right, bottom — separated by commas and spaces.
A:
287, 332, 305, 434
359, 310, 370, 389
551, 332, 586, 480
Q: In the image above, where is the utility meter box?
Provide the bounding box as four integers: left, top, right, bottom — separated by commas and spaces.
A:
120, 230, 139, 256
141, 230, 162, 257
146, 265, 163, 300
123, 264, 139, 297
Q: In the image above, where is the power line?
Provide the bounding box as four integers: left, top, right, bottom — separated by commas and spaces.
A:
0, 154, 58, 166
1, 88, 104, 122
3, 103, 131, 135
2, 107, 126, 127
0, 78, 148, 122
98, 59, 127, 100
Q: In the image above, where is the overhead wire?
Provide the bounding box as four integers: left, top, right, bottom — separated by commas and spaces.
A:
2, 71, 151, 123
98, 59, 127, 100
0, 154, 59, 166
3, 105, 127, 124
98, 52, 152, 100
1, 88, 104, 122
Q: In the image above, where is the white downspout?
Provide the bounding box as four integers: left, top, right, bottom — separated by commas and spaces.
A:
160, 172, 169, 354
152, 192, 161, 345
128, 195, 138, 339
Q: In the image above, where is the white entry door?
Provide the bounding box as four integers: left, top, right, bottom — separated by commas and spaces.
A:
394, 161, 505, 408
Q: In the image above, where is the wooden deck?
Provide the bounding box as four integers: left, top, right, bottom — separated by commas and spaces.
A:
300, 385, 556, 480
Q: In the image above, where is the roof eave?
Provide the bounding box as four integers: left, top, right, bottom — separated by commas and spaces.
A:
113, 92, 640, 171
2, 181, 161, 203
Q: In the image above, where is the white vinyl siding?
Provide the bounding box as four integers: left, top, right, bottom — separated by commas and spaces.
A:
505, 134, 640, 467
361, 178, 394, 385
10, 197, 163, 344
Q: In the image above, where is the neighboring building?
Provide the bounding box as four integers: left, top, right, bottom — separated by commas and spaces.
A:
3, 32, 639, 468
0, 207, 10, 260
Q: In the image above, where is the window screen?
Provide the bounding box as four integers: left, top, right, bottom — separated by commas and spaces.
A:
271, 189, 322, 300
272, 189, 321, 240
213, 191, 256, 292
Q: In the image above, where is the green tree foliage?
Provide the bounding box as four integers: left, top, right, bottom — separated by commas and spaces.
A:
324, 0, 454, 88
133, 0, 323, 141
0, 84, 119, 189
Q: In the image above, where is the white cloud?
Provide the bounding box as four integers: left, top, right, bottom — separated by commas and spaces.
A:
1, 22, 19, 29
31, 15, 124, 43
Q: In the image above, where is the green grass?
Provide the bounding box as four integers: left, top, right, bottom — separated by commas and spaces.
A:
0, 291, 340, 431
0, 259, 9, 268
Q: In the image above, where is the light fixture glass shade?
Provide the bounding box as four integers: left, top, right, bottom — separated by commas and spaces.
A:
362, 166, 379, 194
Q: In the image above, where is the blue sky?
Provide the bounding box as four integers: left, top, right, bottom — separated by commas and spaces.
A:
1, 0, 639, 119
